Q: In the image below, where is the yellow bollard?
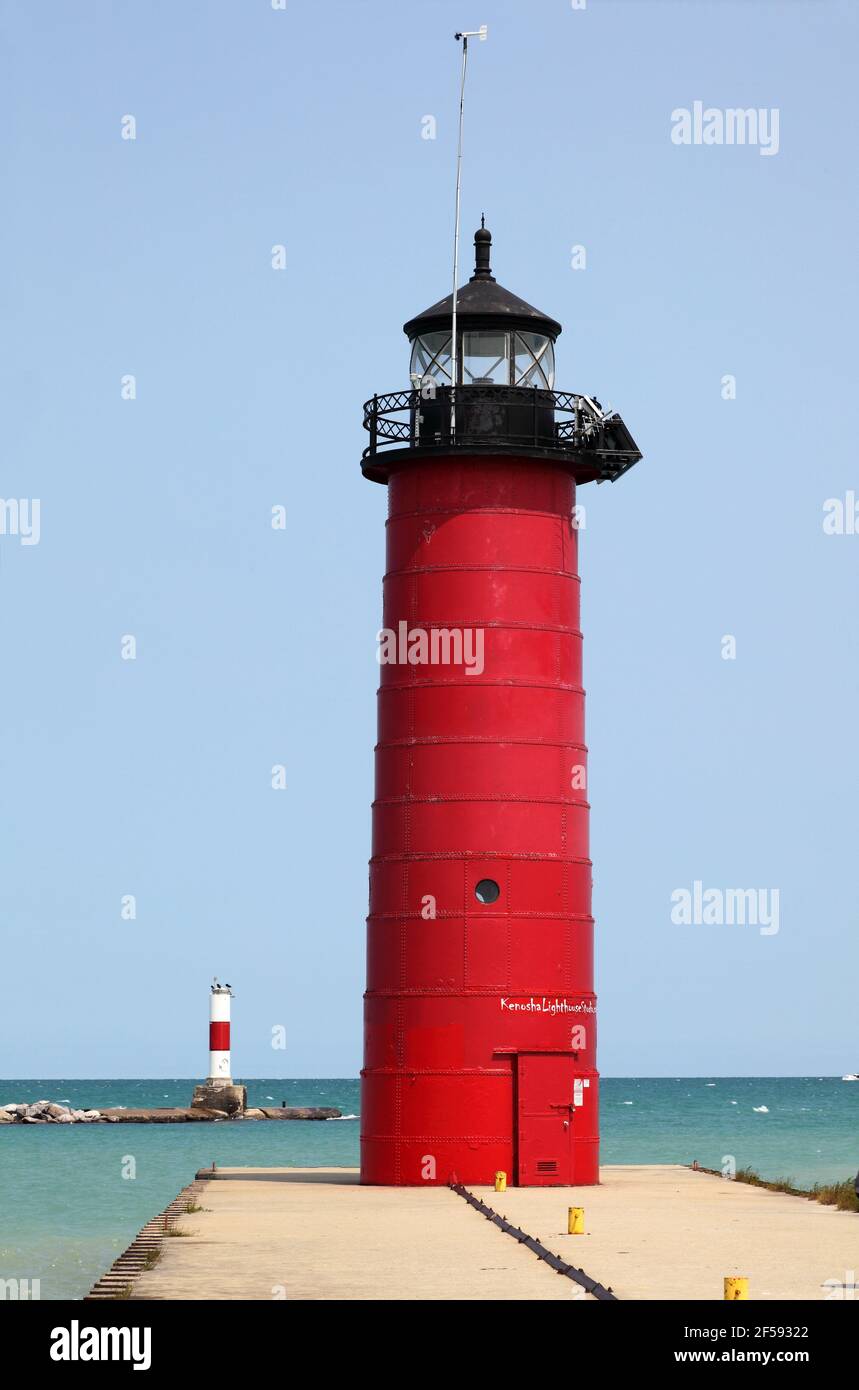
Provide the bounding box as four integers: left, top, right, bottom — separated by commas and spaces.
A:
568, 1206, 585, 1235
494, 1171, 507, 1193
724, 1277, 749, 1300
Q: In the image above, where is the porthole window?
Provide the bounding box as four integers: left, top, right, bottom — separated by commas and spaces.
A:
475, 878, 500, 905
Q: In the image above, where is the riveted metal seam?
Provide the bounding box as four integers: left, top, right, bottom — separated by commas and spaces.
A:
370, 850, 595, 865
378, 678, 586, 693
386, 505, 580, 523
372, 794, 591, 808
383, 563, 581, 579
368, 910, 595, 924
376, 737, 589, 750
378, 619, 583, 636
365, 987, 597, 1000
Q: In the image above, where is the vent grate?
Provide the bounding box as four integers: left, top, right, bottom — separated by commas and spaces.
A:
536, 1160, 558, 1173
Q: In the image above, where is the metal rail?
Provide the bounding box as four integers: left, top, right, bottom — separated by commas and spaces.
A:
450, 1182, 619, 1301
362, 386, 642, 482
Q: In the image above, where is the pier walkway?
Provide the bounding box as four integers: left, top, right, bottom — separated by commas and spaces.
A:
120, 1165, 857, 1301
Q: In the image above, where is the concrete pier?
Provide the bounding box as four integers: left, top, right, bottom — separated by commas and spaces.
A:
103, 1165, 859, 1302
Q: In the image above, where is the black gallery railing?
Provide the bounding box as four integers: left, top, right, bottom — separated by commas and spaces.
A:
362, 386, 642, 480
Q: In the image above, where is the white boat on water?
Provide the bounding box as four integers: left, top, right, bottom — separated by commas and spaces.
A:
841, 1073, 859, 1081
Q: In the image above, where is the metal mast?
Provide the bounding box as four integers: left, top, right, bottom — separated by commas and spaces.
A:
450, 25, 487, 436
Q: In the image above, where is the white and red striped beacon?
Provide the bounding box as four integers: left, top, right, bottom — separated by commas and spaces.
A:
208, 980, 234, 1084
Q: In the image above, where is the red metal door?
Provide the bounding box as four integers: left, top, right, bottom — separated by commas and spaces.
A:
516, 1053, 575, 1186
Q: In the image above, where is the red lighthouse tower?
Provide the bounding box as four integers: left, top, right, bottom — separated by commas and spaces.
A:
360, 225, 641, 1187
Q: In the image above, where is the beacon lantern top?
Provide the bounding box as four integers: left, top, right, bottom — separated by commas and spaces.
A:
362, 221, 643, 487
404, 223, 561, 389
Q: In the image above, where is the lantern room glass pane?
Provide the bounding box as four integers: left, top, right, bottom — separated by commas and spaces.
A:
462, 330, 509, 385
410, 332, 452, 386
513, 331, 555, 388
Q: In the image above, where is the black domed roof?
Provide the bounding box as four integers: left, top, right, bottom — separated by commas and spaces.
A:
402, 223, 562, 341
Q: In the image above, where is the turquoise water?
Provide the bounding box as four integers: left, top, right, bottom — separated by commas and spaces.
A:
1, 1076, 856, 1300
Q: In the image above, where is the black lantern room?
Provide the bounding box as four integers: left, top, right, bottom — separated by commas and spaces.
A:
362, 223, 642, 486
404, 221, 561, 390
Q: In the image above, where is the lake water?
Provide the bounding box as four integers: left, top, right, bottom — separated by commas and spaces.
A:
1, 1075, 856, 1300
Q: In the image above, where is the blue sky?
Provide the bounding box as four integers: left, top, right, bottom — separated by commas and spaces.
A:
1, 0, 856, 1077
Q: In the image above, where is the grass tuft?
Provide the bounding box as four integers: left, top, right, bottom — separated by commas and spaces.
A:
697, 1164, 858, 1211
810, 1180, 859, 1213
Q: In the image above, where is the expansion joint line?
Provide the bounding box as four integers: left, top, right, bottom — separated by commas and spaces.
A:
449, 1183, 618, 1301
